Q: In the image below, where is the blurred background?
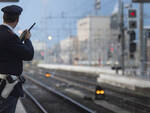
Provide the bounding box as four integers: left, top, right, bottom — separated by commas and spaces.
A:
0, 0, 150, 79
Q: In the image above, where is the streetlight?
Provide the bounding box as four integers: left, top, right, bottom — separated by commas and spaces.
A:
48, 36, 52, 40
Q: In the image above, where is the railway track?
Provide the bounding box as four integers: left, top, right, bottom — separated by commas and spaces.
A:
23, 71, 116, 113
23, 66, 150, 113
23, 75, 96, 113
49, 71, 150, 113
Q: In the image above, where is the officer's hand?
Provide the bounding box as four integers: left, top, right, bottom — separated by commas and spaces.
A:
19, 30, 26, 40
25, 30, 31, 40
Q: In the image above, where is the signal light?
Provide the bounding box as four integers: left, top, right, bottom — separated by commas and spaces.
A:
130, 12, 135, 16
130, 53, 135, 59
96, 90, 104, 95
95, 85, 105, 100
129, 31, 136, 58
128, 9, 137, 30
130, 31, 136, 41
45, 73, 51, 77
129, 20, 137, 29
130, 43, 136, 53
128, 9, 136, 18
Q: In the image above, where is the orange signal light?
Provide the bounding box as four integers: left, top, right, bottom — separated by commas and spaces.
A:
100, 90, 104, 94
96, 90, 101, 95
45, 73, 51, 77
96, 90, 104, 95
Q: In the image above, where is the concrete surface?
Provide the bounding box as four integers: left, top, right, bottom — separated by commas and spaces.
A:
16, 99, 27, 113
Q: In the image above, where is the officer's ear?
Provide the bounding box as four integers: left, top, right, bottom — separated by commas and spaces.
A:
14, 16, 19, 26
16, 17, 19, 23
13, 17, 19, 28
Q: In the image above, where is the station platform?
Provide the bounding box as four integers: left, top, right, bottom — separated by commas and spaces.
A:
16, 99, 27, 113
38, 64, 150, 96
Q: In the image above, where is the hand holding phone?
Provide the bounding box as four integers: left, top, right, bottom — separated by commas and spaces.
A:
20, 30, 28, 41
20, 23, 36, 42
24, 30, 31, 40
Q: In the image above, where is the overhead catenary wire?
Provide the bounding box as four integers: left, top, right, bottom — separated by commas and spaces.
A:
31, 0, 119, 44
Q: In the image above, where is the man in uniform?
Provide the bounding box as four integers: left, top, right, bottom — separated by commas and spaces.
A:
0, 5, 34, 113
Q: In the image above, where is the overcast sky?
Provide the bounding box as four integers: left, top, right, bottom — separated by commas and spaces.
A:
0, 0, 150, 46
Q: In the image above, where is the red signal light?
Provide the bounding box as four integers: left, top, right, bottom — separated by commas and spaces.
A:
128, 9, 136, 18
130, 12, 135, 16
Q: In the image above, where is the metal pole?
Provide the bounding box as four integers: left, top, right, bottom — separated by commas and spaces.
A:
119, 0, 125, 75
88, 17, 92, 66
121, 2, 125, 75
139, 3, 145, 76
144, 31, 147, 75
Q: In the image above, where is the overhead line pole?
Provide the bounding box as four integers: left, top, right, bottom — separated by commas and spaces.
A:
119, 0, 125, 75
139, 3, 145, 76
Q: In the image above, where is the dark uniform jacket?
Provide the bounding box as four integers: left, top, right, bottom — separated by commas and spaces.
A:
0, 25, 34, 76
0, 25, 34, 97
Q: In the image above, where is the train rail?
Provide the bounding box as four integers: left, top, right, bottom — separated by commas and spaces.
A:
24, 89, 49, 113
23, 75, 96, 113
23, 73, 116, 113
47, 70, 150, 113
23, 66, 150, 113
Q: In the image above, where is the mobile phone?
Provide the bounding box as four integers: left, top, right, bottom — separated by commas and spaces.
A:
28, 22, 36, 31
20, 23, 36, 42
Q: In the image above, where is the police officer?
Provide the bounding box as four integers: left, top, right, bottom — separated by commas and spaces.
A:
0, 5, 34, 113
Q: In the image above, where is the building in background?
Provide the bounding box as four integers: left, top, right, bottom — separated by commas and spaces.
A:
60, 36, 79, 64
77, 16, 111, 66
